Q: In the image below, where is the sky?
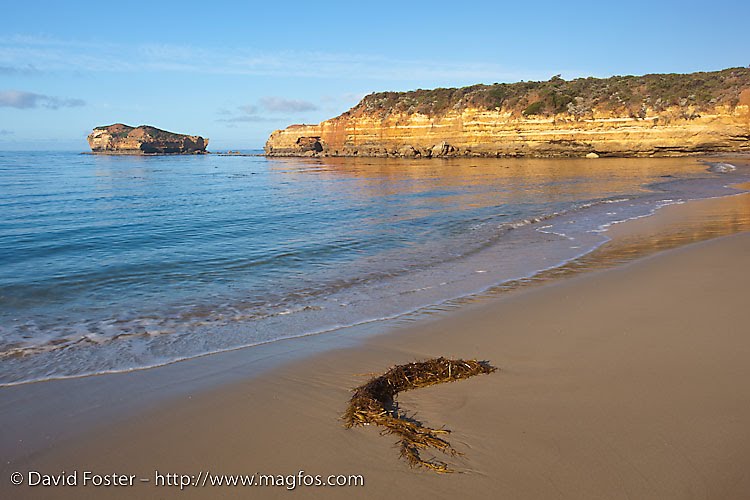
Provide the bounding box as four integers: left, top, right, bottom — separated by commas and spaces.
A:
1, 0, 748, 150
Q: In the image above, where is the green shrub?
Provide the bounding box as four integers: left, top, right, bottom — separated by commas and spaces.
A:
353, 68, 750, 118
523, 101, 545, 116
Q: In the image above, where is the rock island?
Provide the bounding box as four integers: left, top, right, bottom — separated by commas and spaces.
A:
87, 124, 209, 154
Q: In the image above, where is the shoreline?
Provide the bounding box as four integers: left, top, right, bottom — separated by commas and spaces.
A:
4, 157, 747, 387
264, 150, 750, 159
2, 180, 750, 498
81, 151, 210, 156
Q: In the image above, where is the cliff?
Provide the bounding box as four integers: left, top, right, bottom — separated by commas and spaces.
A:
87, 124, 209, 154
265, 68, 750, 158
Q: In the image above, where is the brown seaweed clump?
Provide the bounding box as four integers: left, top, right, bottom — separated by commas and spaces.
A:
343, 357, 497, 473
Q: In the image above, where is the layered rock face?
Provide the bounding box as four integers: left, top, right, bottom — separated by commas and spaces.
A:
266, 68, 750, 158
88, 124, 209, 154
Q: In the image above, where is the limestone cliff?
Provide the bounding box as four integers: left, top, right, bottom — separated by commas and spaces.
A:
266, 68, 750, 158
87, 124, 209, 154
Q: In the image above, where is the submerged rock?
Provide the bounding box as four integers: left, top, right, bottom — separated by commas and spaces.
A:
87, 124, 209, 154
705, 162, 737, 173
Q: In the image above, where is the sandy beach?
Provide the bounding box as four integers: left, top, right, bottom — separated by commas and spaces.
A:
2, 192, 750, 499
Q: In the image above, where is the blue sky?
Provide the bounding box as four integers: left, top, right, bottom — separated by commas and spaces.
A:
1, 0, 748, 150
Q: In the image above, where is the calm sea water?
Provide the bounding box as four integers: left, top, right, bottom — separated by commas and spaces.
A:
0, 151, 743, 384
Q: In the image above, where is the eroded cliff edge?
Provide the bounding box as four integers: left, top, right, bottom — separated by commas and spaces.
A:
266, 68, 750, 158
88, 124, 209, 154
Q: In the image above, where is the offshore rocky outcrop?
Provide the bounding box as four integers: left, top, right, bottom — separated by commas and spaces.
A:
266, 68, 750, 158
87, 124, 209, 154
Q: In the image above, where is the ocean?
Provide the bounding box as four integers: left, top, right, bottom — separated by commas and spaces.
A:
0, 151, 745, 385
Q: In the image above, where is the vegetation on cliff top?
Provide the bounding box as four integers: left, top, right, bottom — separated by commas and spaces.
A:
93, 123, 196, 140
349, 67, 750, 119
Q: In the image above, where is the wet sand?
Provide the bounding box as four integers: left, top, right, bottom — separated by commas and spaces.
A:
2, 193, 750, 499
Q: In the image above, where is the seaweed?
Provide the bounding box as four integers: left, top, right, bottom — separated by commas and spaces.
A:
343, 357, 497, 473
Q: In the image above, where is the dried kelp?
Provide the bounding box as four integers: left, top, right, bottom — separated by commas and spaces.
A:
343, 357, 496, 473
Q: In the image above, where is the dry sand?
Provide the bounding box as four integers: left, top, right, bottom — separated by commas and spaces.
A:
3, 198, 750, 499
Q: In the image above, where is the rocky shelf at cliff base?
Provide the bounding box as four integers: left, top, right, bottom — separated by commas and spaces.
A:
265, 67, 750, 158
87, 124, 209, 154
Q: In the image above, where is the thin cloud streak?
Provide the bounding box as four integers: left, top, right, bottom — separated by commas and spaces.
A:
259, 97, 317, 112
239, 104, 259, 115
217, 115, 276, 123
218, 96, 319, 124
0, 90, 85, 109
0, 64, 39, 76
0, 35, 538, 82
